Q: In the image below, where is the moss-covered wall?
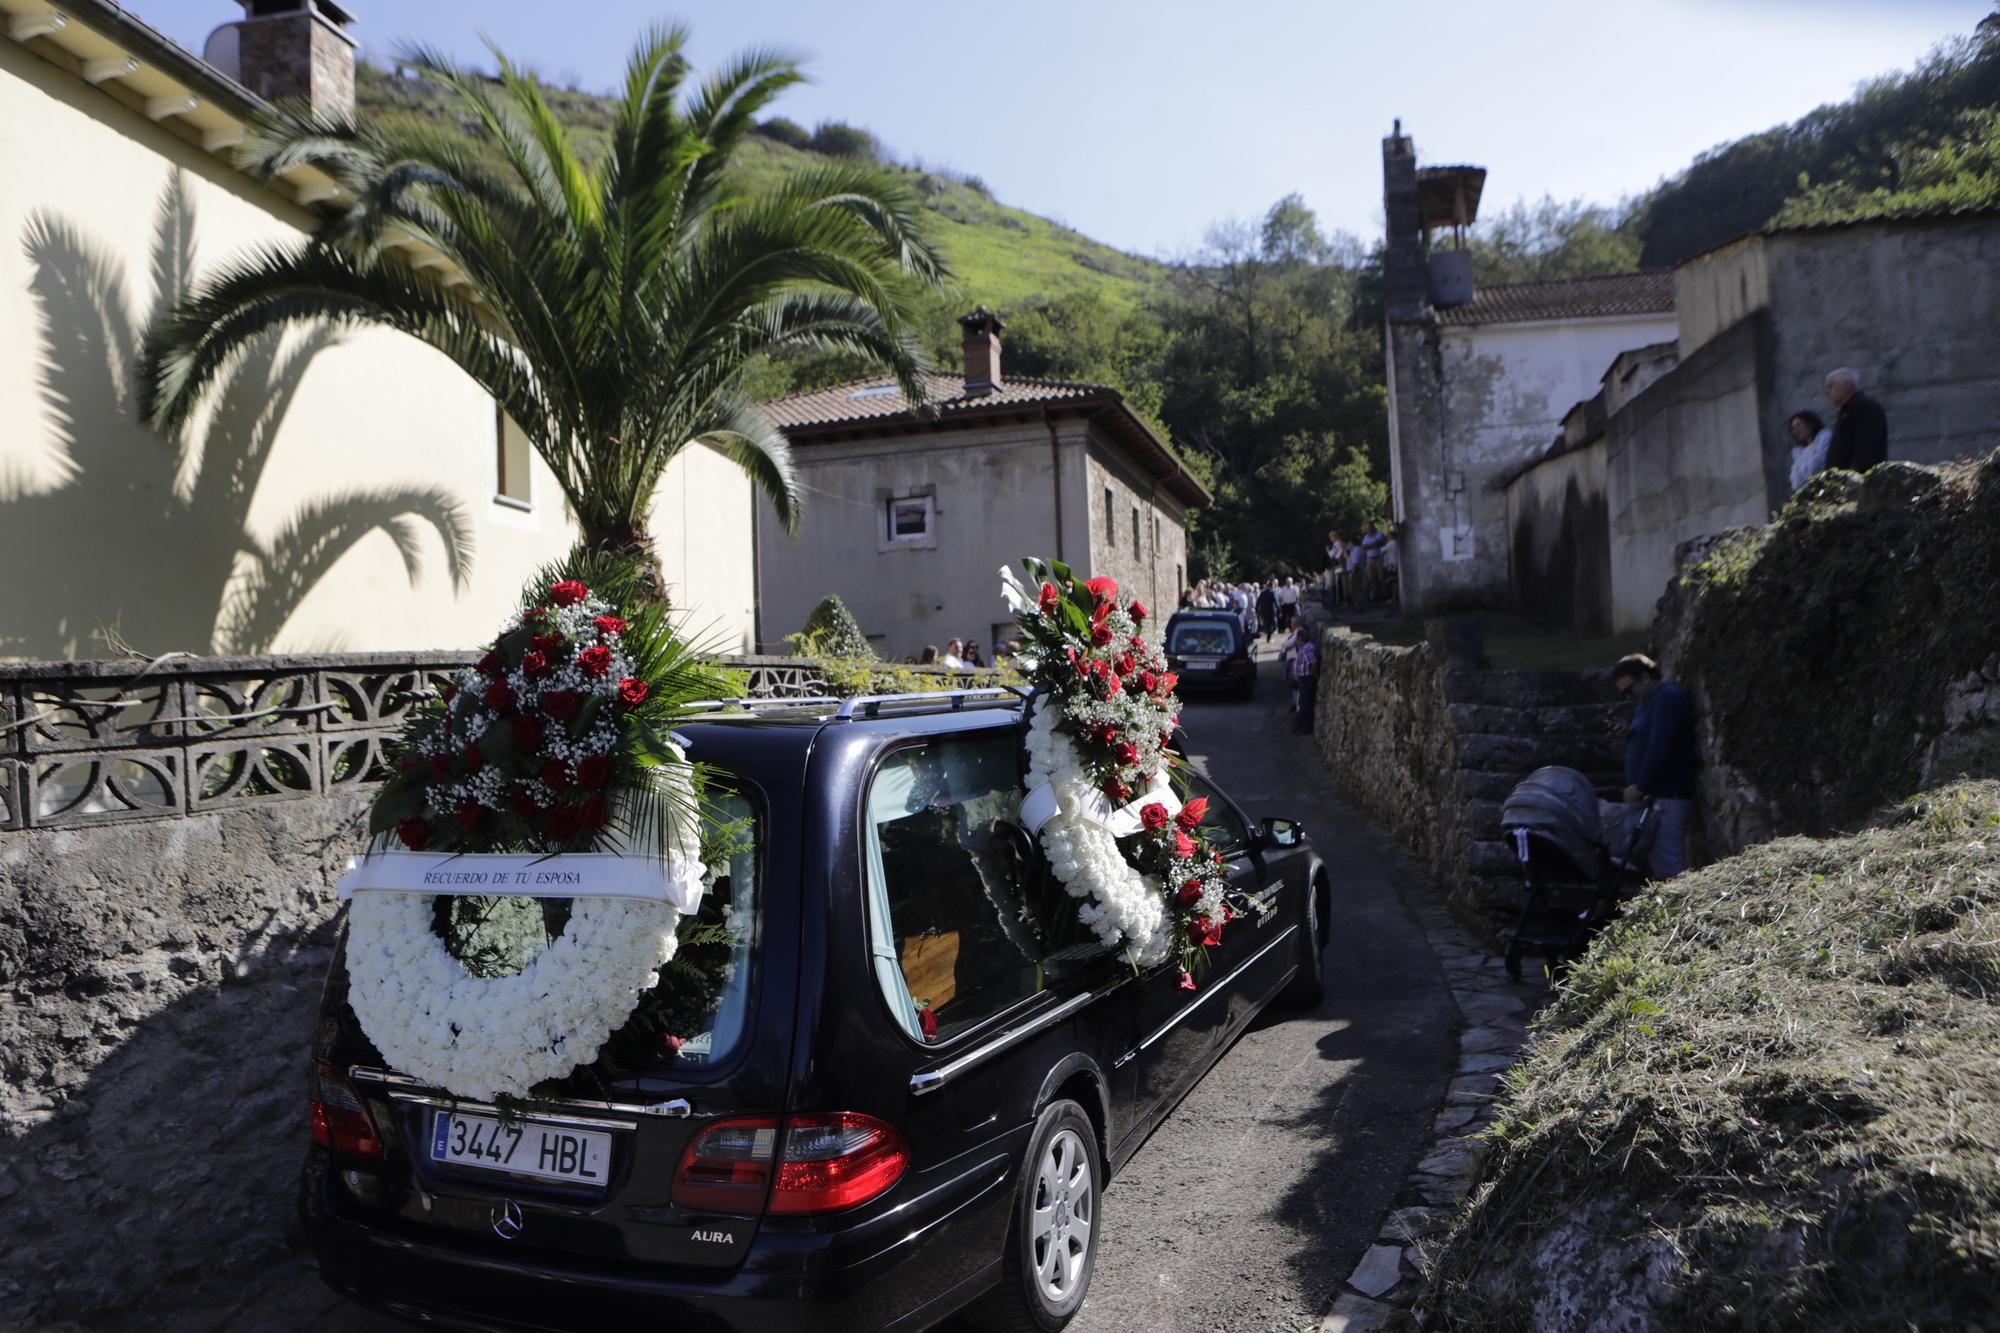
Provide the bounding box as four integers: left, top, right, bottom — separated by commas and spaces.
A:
1656, 451, 2000, 850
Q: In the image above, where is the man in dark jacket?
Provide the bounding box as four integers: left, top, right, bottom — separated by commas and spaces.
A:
1613, 653, 1697, 879
1823, 366, 1888, 472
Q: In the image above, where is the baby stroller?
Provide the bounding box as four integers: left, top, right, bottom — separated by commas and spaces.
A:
1498, 766, 1653, 981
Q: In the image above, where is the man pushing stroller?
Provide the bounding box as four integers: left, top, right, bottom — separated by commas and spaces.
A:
1609, 654, 1698, 880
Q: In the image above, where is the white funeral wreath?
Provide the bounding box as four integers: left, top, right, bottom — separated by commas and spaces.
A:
342, 763, 707, 1103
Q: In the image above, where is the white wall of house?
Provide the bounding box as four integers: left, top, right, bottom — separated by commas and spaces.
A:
0, 38, 753, 660
1401, 311, 1677, 608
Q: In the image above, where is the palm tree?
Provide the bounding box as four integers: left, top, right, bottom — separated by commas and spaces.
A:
141, 27, 947, 595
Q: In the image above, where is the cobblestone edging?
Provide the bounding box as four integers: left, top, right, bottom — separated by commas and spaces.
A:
1320, 904, 1553, 1331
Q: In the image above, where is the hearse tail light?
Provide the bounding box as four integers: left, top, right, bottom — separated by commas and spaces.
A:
674, 1113, 906, 1216
309, 1062, 383, 1159
769, 1112, 908, 1214
673, 1116, 781, 1213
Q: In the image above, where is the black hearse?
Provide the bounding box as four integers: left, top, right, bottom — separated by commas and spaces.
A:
1162, 610, 1257, 699
303, 690, 1331, 1332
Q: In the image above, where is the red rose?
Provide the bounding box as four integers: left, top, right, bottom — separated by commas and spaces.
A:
509, 784, 540, 818
1037, 582, 1059, 613
1103, 777, 1130, 803
1096, 724, 1118, 745
659, 1032, 687, 1057
549, 579, 588, 607
520, 649, 549, 678
1116, 742, 1140, 765
1140, 801, 1170, 831
511, 714, 541, 749
441, 684, 456, 704
482, 679, 514, 712
464, 742, 483, 774
1091, 623, 1114, 647
593, 614, 626, 638
1091, 598, 1113, 625
1191, 916, 1223, 947
428, 753, 449, 780
617, 677, 648, 709
576, 755, 611, 789
1158, 672, 1179, 695
1177, 970, 1197, 992
454, 800, 484, 831
1117, 654, 1136, 676
1103, 672, 1123, 697
1139, 671, 1157, 694
1174, 830, 1196, 860
1177, 797, 1208, 830
397, 757, 416, 775
1129, 600, 1149, 622
1085, 576, 1118, 602
531, 633, 565, 656
477, 649, 505, 677
541, 761, 571, 791
1177, 880, 1203, 906
545, 804, 582, 838
580, 793, 609, 828
917, 1007, 938, 1041
576, 644, 612, 678
396, 817, 429, 850
542, 690, 580, 721
1130, 634, 1146, 651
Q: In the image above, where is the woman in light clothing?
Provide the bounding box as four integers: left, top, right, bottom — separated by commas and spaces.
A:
1787, 410, 1832, 492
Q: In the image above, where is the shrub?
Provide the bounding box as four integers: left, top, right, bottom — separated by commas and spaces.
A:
753, 116, 811, 150
793, 594, 873, 660
809, 120, 880, 161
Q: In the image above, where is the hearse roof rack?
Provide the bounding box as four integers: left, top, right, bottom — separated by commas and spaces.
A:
682, 695, 843, 714
834, 686, 1026, 722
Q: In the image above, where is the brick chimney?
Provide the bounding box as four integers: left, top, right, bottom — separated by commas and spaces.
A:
1382, 119, 1428, 323
204, 0, 357, 123
959, 306, 1004, 397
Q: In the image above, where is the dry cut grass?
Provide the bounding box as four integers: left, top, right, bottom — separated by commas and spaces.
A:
1423, 780, 2000, 1330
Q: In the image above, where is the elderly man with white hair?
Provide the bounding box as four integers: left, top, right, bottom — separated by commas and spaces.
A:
1823, 366, 1889, 473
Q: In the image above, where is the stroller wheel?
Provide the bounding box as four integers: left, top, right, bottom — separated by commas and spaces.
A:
1503, 940, 1523, 982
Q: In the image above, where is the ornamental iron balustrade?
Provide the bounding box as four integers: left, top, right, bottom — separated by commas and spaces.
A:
0, 653, 997, 832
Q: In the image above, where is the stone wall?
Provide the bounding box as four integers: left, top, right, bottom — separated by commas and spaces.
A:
1504, 438, 1610, 635
1308, 617, 1622, 928
0, 792, 366, 1324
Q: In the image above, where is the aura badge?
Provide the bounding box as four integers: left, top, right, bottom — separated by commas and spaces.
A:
491, 1198, 525, 1241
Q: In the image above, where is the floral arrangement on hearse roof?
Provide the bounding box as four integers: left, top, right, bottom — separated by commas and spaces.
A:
342, 556, 742, 1104
1002, 558, 1240, 988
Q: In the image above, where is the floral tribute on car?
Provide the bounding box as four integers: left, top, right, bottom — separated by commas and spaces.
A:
1002, 558, 1237, 987
337, 559, 734, 1103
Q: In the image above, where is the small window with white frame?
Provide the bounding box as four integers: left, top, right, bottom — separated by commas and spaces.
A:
495, 406, 532, 508
886, 494, 934, 543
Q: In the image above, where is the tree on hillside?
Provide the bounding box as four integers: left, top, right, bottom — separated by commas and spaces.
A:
1469, 196, 1644, 285
141, 27, 947, 598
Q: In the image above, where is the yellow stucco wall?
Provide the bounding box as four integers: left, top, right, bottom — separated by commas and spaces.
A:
0, 38, 752, 660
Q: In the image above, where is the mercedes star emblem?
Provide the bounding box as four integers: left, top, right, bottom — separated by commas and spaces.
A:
490, 1198, 524, 1241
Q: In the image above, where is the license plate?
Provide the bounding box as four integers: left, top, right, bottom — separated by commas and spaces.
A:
430, 1112, 611, 1187
1183, 660, 1218, 671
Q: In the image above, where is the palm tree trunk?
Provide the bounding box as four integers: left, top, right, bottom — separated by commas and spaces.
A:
579, 522, 670, 608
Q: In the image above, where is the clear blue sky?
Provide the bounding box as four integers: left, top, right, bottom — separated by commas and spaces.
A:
130, 0, 1995, 256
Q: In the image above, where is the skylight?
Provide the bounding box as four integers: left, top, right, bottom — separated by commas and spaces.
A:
846, 385, 900, 400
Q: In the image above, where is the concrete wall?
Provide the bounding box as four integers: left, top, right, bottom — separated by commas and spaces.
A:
0, 790, 367, 1324
1504, 439, 1611, 635
1389, 311, 1676, 613
1604, 315, 1775, 632
1085, 443, 1188, 621
0, 39, 754, 660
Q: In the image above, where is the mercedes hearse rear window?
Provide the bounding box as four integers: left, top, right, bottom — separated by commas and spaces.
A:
1169, 622, 1235, 656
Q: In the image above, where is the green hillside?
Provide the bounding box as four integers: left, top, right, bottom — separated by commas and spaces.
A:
354, 63, 1171, 313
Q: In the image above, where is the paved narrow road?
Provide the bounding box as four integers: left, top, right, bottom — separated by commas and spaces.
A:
1006, 637, 1460, 1333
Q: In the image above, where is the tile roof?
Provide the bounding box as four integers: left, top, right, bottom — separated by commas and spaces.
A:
761, 371, 1212, 507
1435, 271, 1676, 327
760, 371, 1102, 430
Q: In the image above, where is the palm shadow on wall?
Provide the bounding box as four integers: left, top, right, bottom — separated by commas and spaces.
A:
1, 171, 472, 659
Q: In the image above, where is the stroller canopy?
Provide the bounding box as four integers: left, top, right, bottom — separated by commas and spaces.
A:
1501, 765, 1602, 883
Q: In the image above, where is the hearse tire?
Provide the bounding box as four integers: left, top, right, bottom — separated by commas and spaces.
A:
970, 1098, 1101, 1332
1281, 876, 1326, 1007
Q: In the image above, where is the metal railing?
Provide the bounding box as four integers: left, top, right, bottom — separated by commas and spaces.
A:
0, 653, 999, 832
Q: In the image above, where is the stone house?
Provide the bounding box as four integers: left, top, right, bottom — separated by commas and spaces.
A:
756, 310, 1209, 658
0, 0, 757, 659
1503, 206, 2000, 632
1380, 124, 1679, 615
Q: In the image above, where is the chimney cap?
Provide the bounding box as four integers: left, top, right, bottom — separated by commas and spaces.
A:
236, 0, 357, 27
958, 305, 1004, 336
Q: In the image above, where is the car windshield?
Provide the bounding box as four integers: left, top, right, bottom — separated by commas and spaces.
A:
1170, 622, 1235, 656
